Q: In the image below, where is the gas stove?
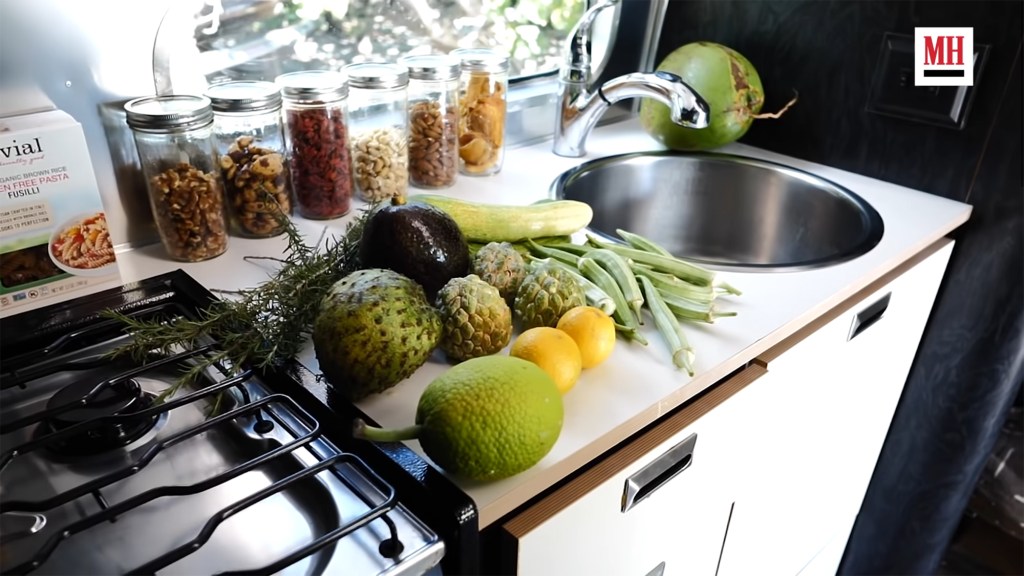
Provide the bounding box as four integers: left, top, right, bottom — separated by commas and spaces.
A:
0, 271, 478, 575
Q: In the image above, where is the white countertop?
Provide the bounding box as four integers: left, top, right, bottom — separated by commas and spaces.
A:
110, 118, 972, 529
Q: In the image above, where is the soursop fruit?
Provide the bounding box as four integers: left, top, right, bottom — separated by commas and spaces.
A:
435, 275, 512, 362
514, 264, 586, 330
313, 268, 441, 401
470, 242, 528, 305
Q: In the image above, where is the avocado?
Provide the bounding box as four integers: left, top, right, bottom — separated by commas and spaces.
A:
358, 196, 470, 299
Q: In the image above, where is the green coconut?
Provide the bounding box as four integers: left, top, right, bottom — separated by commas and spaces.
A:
640, 42, 793, 151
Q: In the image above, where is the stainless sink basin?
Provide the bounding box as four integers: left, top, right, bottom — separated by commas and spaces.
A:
552, 151, 884, 271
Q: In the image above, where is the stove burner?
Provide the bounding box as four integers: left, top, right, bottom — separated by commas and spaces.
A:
43, 378, 159, 456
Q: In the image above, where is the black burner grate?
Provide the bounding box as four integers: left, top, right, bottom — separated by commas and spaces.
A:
0, 304, 404, 575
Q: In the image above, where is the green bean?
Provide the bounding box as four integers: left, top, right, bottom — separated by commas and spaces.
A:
578, 257, 648, 345
638, 275, 695, 376
615, 229, 673, 256
586, 234, 716, 287
527, 256, 615, 316
588, 249, 644, 320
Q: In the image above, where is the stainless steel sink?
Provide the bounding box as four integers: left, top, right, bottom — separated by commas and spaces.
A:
552, 151, 884, 271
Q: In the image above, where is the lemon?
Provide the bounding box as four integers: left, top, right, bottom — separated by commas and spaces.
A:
509, 327, 583, 394
557, 306, 616, 369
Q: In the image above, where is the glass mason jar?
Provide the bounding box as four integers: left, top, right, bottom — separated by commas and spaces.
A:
276, 70, 353, 220
205, 81, 292, 238
450, 48, 509, 177
398, 54, 460, 189
124, 95, 229, 262
342, 62, 409, 202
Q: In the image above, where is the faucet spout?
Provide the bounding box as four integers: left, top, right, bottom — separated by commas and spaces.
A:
553, 71, 710, 158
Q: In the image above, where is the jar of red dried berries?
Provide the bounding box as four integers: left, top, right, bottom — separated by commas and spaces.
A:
277, 70, 353, 220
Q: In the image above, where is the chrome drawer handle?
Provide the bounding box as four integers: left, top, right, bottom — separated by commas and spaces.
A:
621, 433, 697, 512
848, 292, 891, 341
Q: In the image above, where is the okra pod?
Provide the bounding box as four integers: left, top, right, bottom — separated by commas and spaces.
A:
586, 234, 716, 287
631, 264, 716, 304
615, 229, 673, 257
638, 275, 695, 376
658, 289, 738, 324
525, 239, 580, 267
539, 242, 592, 257
587, 248, 644, 320
527, 256, 615, 316
578, 257, 648, 345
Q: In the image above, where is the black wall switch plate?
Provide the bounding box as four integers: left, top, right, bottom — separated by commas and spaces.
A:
866, 32, 989, 130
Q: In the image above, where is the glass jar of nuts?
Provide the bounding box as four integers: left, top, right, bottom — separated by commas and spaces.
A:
276, 70, 354, 220
398, 54, 460, 189
205, 81, 293, 238
124, 95, 229, 262
450, 48, 509, 177
342, 62, 410, 203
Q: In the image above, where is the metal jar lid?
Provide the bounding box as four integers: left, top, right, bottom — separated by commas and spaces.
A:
398, 54, 460, 82
205, 80, 282, 113
276, 70, 348, 103
124, 95, 214, 132
342, 63, 409, 90
449, 48, 510, 74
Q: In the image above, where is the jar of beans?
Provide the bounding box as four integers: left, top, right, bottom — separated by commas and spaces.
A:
276, 70, 353, 220
124, 95, 229, 262
342, 62, 410, 203
450, 48, 509, 177
398, 54, 460, 189
205, 81, 293, 238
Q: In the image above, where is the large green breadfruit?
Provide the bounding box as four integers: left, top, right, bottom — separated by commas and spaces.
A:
641, 42, 769, 151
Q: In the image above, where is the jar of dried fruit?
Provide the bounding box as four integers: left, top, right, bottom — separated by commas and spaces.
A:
277, 70, 353, 220
398, 54, 460, 189
124, 95, 229, 262
205, 81, 293, 238
450, 48, 509, 177
342, 62, 410, 203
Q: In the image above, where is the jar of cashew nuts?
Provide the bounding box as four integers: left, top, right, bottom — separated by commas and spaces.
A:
398, 54, 460, 189
450, 48, 509, 177
206, 81, 293, 238
342, 62, 410, 203
124, 95, 229, 262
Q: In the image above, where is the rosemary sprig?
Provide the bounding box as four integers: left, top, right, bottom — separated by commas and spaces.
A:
106, 204, 375, 396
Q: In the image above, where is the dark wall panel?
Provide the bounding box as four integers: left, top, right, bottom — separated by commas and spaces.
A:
655, 1, 1024, 573
656, 0, 1021, 201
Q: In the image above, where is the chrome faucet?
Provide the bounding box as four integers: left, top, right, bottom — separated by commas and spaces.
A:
553, 0, 711, 157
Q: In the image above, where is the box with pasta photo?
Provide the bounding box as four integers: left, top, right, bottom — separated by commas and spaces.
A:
0, 109, 121, 318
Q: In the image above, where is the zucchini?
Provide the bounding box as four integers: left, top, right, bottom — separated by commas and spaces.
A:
407, 194, 593, 242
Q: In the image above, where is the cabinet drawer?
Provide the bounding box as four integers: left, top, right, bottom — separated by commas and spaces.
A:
500, 365, 767, 576
719, 239, 955, 576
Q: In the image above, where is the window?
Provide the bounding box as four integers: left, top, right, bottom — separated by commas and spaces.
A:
154, 0, 591, 94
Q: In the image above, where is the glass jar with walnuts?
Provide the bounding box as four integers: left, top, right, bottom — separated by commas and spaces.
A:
124, 95, 229, 262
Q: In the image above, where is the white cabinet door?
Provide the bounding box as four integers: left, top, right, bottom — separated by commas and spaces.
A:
501, 366, 767, 576
718, 240, 955, 576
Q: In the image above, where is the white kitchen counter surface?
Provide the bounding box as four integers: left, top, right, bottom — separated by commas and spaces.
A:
111, 118, 972, 528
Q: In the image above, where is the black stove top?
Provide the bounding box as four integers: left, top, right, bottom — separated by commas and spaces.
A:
0, 270, 479, 575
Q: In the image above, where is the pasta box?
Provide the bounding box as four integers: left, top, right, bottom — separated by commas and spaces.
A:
0, 108, 122, 318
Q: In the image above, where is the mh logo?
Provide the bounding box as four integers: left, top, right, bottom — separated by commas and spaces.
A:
915, 27, 974, 86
